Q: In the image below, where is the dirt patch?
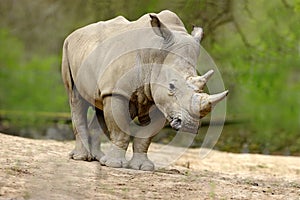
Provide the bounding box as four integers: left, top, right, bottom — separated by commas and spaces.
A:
0, 133, 299, 199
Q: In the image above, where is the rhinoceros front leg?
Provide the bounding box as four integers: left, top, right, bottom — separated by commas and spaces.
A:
69, 87, 93, 161
100, 96, 130, 168
129, 108, 165, 171
129, 137, 154, 171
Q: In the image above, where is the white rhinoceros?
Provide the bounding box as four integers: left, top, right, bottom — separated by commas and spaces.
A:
61, 10, 228, 171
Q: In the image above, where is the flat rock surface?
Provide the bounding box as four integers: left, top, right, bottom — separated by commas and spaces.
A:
0, 133, 299, 200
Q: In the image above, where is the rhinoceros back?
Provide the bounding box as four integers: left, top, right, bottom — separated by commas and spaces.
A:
63, 10, 187, 108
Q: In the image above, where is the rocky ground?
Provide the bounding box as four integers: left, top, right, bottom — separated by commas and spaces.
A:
0, 133, 299, 200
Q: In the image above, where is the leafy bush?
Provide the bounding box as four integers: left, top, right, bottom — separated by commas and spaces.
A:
0, 29, 68, 132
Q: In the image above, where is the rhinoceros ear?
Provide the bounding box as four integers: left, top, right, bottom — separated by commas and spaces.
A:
149, 14, 174, 43
191, 26, 204, 42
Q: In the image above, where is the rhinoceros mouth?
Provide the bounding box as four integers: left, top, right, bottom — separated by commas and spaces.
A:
169, 113, 199, 133
181, 120, 199, 134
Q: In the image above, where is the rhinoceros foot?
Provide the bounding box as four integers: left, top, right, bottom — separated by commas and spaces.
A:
129, 154, 154, 171
91, 149, 105, 161
100, 147, 128, 168
69, 147, 93, 161
100, 156, 128, 168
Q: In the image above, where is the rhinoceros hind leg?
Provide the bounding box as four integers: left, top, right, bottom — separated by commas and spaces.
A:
88, 109, 108, 161
100, 96, 131, 168
89, 130, 105, 161
69, 87, 92, 161
69, 132, 92, 161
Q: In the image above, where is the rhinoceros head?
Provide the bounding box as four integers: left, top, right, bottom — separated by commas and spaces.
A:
151, 66, 228, 133
149, 14, 228, 133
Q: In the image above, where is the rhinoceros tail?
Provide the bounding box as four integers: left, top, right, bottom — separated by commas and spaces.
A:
61, 39, 74, 92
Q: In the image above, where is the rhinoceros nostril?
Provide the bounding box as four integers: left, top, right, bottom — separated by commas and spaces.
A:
170, 118, 182, 131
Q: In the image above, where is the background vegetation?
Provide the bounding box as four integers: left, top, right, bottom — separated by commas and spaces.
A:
0, 0, 299, 155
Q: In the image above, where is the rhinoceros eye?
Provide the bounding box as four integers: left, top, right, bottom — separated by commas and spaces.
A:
169, 82, 175, 90
168, 81, 176, 95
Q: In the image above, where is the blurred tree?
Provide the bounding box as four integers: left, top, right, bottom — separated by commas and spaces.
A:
210, 0, 300, 153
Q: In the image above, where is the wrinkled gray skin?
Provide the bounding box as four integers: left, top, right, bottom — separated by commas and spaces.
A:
61, 10, 228, 171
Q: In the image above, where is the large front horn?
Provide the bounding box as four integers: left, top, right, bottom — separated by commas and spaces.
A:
187, 69, 214, 91
209, 90, 229, 106
191, 90, 229, 118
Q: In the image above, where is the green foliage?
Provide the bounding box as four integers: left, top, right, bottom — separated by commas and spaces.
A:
210, 0, 300, 154
0, 29, 68, 129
